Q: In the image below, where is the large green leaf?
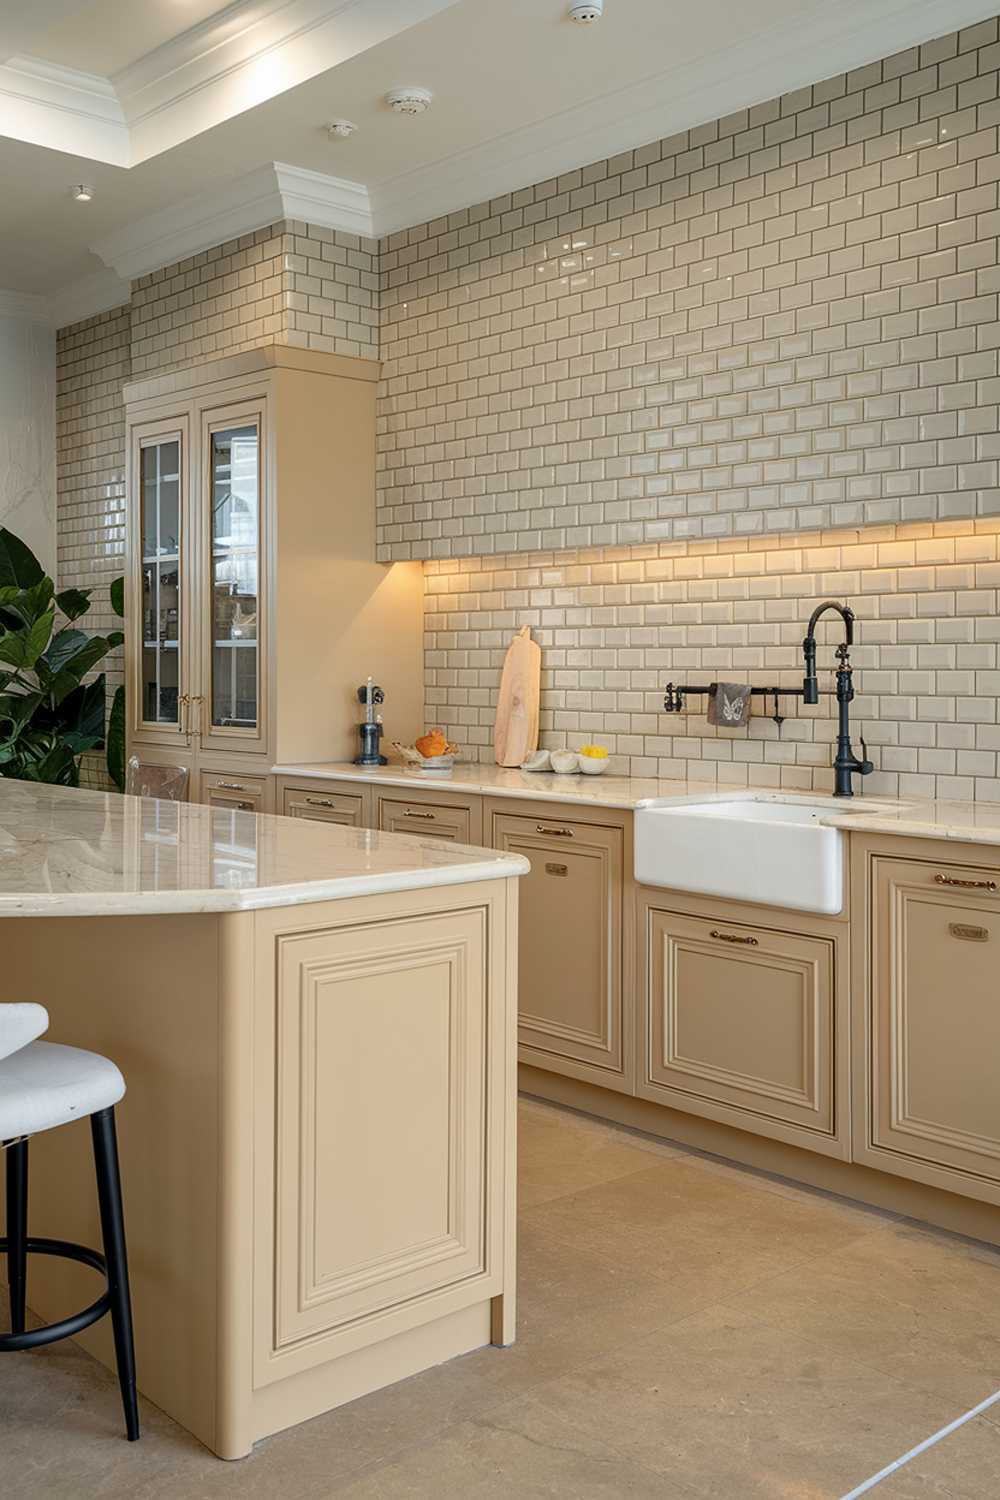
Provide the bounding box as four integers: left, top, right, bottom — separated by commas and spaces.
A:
109, 576, 124, 618
55, 587, 92, 622
107, 683, 126, 791
0, 531, 43, 588
0, 609, 54, 670
57, 675, 107, 753
0, 690, 44, 737
38, 631, 116, 693
40, 627, 90, 675
0, 529, 44, 590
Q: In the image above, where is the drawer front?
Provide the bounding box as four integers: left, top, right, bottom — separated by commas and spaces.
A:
377, 793, 478, 844
280, 782, 368, 828
641, 906, 837, 1148
200, 770, 272, 813
492, 810, 625, 1084
864, 853, 1000, 1193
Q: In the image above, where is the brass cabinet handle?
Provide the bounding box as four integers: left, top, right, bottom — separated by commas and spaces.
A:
404, 810, 436, 820
305, 797, 339, 809
537, 825, 573, 837
216, 781, 246, 791
545, 862, 568, 876
949, 922, 989, 942
235, 800, 253, 811
710, 929, 759, 947
934, 874, 997, 892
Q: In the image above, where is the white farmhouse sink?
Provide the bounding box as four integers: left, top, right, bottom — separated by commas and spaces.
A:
634, 796, 899, 916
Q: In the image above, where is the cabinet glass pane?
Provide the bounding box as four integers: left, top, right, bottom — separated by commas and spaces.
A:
139, 439, 181, 725
209, 425, 259, 730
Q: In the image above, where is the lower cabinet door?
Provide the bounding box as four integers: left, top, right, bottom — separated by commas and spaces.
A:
491, 809, 627, 1088
640, 906, 840, 1153
259, 903, 493, 1378
860, 853, 1000, 1198
279, 779, 369, 827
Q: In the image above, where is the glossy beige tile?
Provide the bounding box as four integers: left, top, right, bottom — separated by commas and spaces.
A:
864, 1414, 1000, 1497
526, 1302, 972, 1500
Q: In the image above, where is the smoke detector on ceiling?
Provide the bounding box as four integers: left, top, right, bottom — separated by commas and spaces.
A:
568, 0, 603, 21
385, 86, 433, 115
326, 120, 358, 139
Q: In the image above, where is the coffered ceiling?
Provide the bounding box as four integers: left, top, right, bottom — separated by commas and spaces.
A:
0, 0, 996, 319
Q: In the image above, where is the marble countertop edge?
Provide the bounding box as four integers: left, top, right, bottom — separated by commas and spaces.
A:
273, 763, 1000, 847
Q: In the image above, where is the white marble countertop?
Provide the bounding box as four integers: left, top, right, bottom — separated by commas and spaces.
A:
273, 761, 1000, 848
0, 780, 528, 917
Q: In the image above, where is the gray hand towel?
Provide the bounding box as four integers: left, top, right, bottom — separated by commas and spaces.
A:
707, 683, 752, 728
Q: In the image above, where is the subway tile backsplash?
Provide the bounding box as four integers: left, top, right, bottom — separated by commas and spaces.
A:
377, 17, 1000, 560
52, 17, 1000, 804
424, 519, 1000, 803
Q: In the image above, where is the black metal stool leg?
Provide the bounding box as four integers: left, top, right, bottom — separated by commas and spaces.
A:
90, 1108, 139, 1441
5, 1138, 27, 1336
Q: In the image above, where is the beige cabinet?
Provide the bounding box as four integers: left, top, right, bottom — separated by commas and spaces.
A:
854, 844, 1000, 1202
277, 777, 370, 828
200, 769, 274, 813
488, 802, 631, 1092
376, 787, 483, 845
638, 897, 845, 1157
124, 347, 423, 799
261, 901, 493, 1367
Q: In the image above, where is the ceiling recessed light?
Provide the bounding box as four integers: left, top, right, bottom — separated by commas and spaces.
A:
568, 0, 603, 21
70, 184, 95, 202
326, 119, 358, 138
385, 86, 433, 116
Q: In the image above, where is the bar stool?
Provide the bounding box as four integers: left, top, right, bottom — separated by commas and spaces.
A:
0, 1003, 139, 1441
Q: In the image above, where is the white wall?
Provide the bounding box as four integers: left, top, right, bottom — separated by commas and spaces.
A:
0, 316, 56, 575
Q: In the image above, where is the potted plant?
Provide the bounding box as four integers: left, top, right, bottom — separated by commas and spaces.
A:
0, 527, 126, 789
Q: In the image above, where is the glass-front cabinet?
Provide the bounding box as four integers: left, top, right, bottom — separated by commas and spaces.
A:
199, 406, 266, 755
126, 389, 269, 770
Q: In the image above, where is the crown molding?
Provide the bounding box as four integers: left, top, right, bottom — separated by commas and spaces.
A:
0, 0, 460, 167
273, 163, 374, 238
0, 268, 128, 329
118, 0, 460, 167
48, 267, 130, 329
369, 0, 999, 237
92, 162, 373, 281
0, 55, 128, 165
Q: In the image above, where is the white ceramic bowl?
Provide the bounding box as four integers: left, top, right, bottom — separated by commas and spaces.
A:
577, 754, 610, 775
550, 750, 579, 774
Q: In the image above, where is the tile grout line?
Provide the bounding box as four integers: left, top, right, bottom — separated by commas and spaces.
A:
839, 1387, 1000, 1498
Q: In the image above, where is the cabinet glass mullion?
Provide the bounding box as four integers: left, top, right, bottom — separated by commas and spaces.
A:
208, 423, 259, 732
139, 438, 181, 726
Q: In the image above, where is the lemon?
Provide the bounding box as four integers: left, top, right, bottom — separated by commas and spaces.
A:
579, 745, 608, 758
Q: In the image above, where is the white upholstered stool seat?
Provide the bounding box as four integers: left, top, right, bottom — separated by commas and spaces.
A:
0, 1003, 139, 1441
0, 1002, 48, 1062
0, 1041, 125, 1139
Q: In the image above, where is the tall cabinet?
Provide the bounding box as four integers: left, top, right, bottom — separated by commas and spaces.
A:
124, 347, 423, 800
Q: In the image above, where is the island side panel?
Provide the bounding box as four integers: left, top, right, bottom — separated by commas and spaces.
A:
245, 878, 518, 1449
0, 912, 235, 1451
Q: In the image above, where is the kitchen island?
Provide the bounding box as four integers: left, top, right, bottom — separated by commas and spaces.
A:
0, 780, 526, 1459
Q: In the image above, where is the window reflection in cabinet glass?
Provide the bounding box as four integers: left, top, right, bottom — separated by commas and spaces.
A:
139, 439, 181, 725
210, 425, 259, 730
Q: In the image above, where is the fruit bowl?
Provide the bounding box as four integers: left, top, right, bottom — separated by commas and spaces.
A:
392, 740, 459, 775
577, 746, 611, 775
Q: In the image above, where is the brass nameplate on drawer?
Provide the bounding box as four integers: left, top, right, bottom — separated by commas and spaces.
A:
545, 862, 568, 876
949, 922, 989, 942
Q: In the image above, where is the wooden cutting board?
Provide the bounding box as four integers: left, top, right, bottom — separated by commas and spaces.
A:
494, 625, 541, 767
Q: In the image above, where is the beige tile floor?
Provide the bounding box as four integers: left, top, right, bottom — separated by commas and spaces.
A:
3, 1096, 1000, 1498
